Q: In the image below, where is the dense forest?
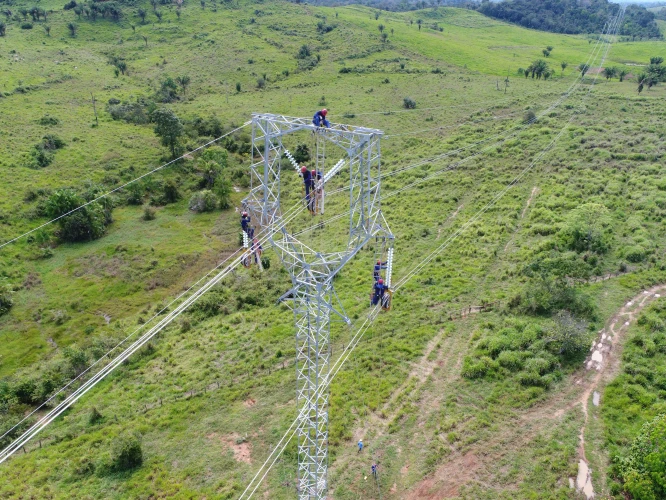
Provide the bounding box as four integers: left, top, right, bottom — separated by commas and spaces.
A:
477, 0, 662, 38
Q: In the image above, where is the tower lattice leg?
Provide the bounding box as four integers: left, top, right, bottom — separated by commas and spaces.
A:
294, 280, 331, 499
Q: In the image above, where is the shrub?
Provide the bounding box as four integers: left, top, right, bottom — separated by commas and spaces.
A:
523, 110, 537, 123
125, 183, 144, 205
46, 190, 111, 242
39, 115, 60, 126
292, 144, 310, 164
189, 190, 217, 212
214, 177, 232, 210
110, 431, 143, 471
41, 134, 66, 150
497, 350, 524, 370
617, 414, 666, 498
625, 245, 647, 263
21, 22, 33, 29
545, 310, 590, 356
88, 407, 103, 425
142, 205, 156, 221
0, 279, 13, 317
30, 146, 54, 168
559, 203, 613, 254
162, 180, 180, 204
403, 97, 416, 109
108, 102, 150, 124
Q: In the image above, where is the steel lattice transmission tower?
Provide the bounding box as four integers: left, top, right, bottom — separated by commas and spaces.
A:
243, 113, 394, 499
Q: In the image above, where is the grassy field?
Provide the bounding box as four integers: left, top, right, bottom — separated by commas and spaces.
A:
1, 1, 666, 498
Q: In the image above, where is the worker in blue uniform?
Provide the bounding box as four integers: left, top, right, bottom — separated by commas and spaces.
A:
374, 260, 387, 282
372, 279, 387, 306
301, 166, 312, 207
241, 211, 251, 234
312, 108, 330, 128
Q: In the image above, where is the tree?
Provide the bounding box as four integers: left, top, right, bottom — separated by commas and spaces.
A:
529, 59, 549, 79
560, 61, 568, 76
650, 56, 664, 65
543, 49, 550, 57
142, 35, 148, 47
637, 72, 647, 94
44, 24, 50, 36
602, 66, 618, 80
152, 107, 183, 158
176, 75, 190, 96
545, 310, 590, 356
137, 8, 146, 23
374, 10, 380, 20
0, 22, 5, 37
417, 18, 422, 31
68, 22, 77, 37
381, 32, 388, 43
236, 82, 241, 92
579, 63, 590, 77
618, 68, 628, 82
546, 45, 554, 52
378, 23, 384, 33
155, 10, 162, 22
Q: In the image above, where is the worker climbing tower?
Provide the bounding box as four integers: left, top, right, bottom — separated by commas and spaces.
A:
243, 113, 394, 499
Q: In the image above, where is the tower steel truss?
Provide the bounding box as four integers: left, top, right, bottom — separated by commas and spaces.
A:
243, 114, 394, 499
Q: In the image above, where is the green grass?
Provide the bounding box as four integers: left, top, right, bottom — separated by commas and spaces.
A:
0, 0, 666, 498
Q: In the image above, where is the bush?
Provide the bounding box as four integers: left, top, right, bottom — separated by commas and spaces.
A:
559, 203, 613, 254
403, 97, 416, 109
625, 245, 647, 263
30, 146, 54, 168
189, 190, 217, 212
214, 177, 232, 210
39, 115, 60, 126
108, 102, 150, 125
162, 180, 180, 204
41, 134, 66, 150
21, 22, 33, 29
617, 414, 666, 499
110, 431, 143, 471
46, 190, 111, 242
293, 144, 310, 164
0, 279, 13, 317
142, 205, 156, 221
523, 110, 537, 123
88, 407, 103, 425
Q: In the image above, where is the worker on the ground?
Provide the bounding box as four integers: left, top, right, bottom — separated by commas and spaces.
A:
357, 439, 363, 453
241, 211, 251, 234
251, 237, 263, 264
312, 108, 330, 128
374, 260, 387, 282
372, 279, 387, 306
371, 463, 378, 479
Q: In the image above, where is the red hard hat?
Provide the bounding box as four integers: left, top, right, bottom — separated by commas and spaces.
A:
377, 260, 381, 264
378, 279, 384, 284
301, 166, 307, 173
321, 109, 328, 116
311, 169, 316, 175
242, 211, 248, 216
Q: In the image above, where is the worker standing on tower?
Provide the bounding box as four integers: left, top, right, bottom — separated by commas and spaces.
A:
301, 166, 312, 208
241, 211, 251, 234
312, 108, 330, 128
374, 260, 387, 282
372, 279, 387, 306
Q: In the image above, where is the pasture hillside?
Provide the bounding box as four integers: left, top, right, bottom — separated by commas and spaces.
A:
0, 1, 665, 499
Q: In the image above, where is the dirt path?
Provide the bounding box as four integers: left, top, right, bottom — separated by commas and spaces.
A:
573, 284, 666, 498
403, 284, 666, 499
437, 205, 463, 240
504, 186, 538, 252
